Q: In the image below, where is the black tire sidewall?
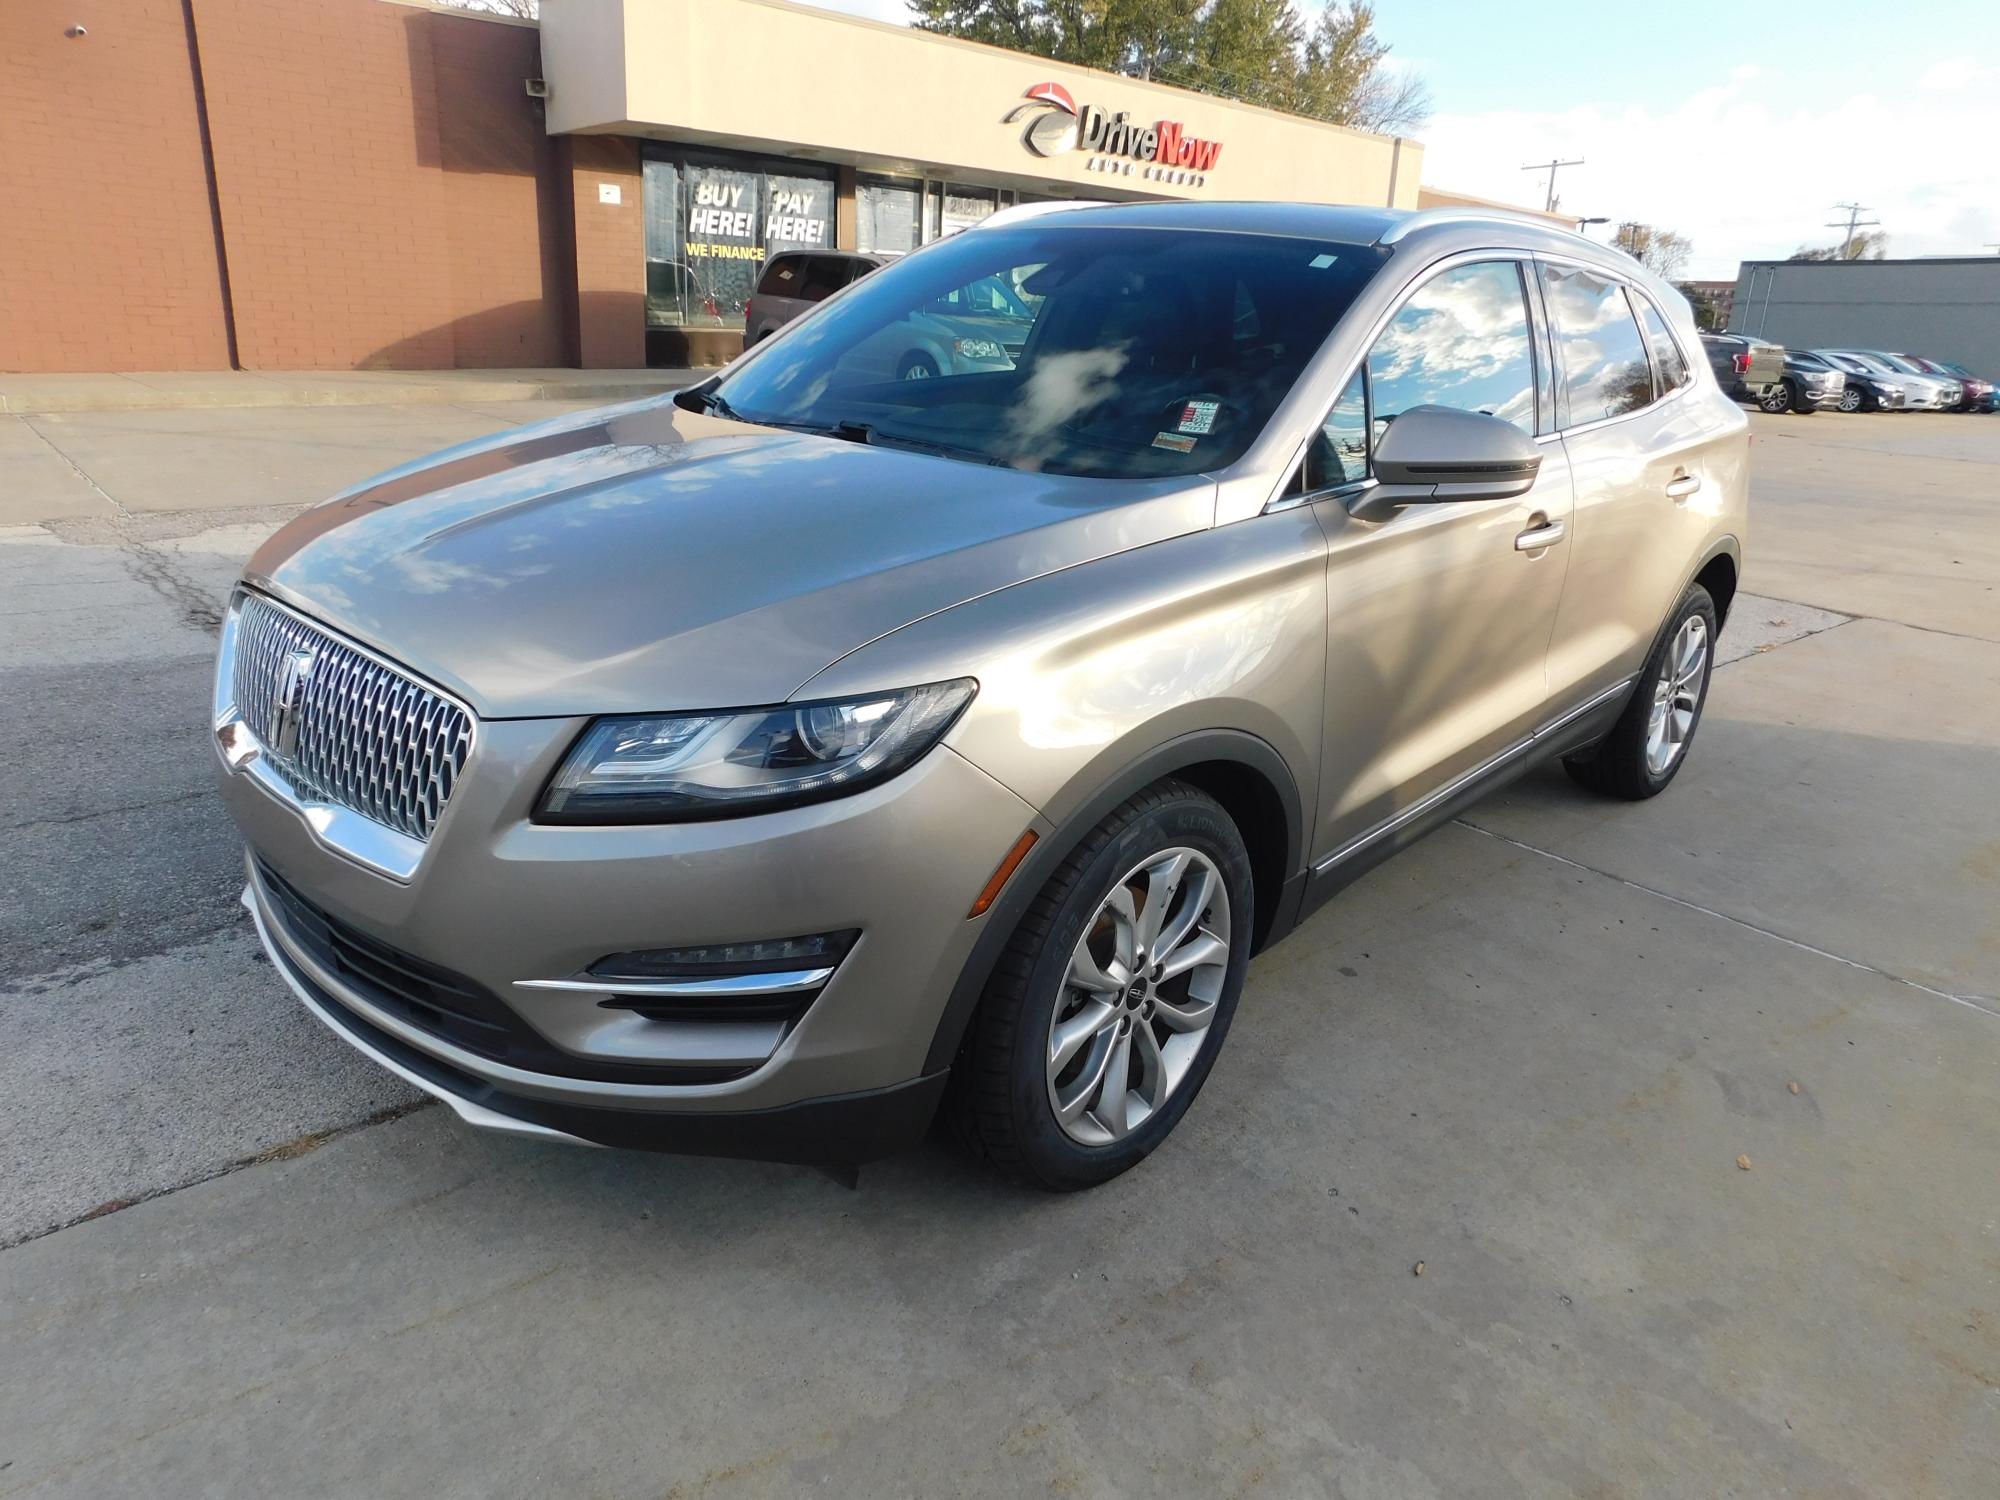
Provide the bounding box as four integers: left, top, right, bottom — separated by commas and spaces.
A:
1632, 586, 1718, 794
1004, 792, 1253, 1189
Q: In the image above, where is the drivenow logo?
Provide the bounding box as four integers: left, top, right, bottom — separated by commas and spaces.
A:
1006, 82, 1223, 188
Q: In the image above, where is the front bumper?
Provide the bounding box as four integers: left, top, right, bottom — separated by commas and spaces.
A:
246, 877, 949, 1161
221, 673, 1047, 1158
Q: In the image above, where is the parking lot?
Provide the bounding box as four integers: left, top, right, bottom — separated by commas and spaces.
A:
3, 403, 1996, 1496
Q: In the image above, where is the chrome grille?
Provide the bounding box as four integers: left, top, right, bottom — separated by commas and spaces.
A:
230, 594, 473, 841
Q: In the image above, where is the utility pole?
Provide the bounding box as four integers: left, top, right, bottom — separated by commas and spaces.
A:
1826, 202, 1880, 258
1521, 158, 1583, 214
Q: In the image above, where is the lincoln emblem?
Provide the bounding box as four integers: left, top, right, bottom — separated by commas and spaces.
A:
272, 649, 315, 759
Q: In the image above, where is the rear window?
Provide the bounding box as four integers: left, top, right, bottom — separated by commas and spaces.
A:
1635, 298, 1690, 392
756, 255, 804, 297
1542, 265, 1655, 424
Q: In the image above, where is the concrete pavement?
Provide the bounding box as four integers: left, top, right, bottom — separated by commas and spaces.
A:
2, 407, 1996, 1496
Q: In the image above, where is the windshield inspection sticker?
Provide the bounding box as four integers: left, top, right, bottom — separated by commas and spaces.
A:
1152, 431, 1198, 453
1176, 400, 1220, 434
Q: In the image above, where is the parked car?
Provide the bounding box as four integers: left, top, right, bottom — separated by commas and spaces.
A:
1895, 354, 1995, 413
841, 270, 1041, 380
1769, 348, 1846, 414
745, 250, 886, 347
1816, 351, 1907, 412
213, 203, 1748, 1188
1826, 350, 1958, 410
1699, 334, 1790, 412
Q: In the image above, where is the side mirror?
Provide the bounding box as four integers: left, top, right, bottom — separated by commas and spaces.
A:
1349, 405, 1543, 522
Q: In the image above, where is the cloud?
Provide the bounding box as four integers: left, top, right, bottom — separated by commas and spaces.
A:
1419, 66, 2000, 278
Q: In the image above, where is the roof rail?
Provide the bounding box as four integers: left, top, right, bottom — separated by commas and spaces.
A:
970, 200, 1101, 233
1376, 206, 1585, 247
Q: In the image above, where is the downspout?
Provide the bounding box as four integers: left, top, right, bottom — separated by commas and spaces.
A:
1385, 138, 1403, 208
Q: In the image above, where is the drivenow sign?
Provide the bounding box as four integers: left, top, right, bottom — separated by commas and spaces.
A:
1006, 82, 1223, 188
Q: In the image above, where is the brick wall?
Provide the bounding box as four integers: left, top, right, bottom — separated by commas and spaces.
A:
560, 136, 646, 370
194, 0, 566, 369
2, 0, 584, 373
1, 0, 233, 372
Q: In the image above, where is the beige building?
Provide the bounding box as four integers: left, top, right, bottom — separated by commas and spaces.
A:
542, 0, 1445, 362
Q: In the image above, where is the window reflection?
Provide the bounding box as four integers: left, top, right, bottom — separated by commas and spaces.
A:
1544, 266, 1655, 424
1366, 261, 1537, 434
1307, 372, 1369, 489
1636, 299, 1689, 391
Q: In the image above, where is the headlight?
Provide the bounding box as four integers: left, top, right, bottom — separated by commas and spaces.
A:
536, 679, 976, 823
953, 338, 1006, 360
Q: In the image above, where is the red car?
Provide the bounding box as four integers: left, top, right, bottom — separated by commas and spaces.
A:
1896, 354, 1995, 413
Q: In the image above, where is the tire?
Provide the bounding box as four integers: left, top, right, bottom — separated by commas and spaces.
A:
1563, 584, 1717, 801
897, 352, 939, 381
1837, 386, 1865, 413
1786, 380, 1817, 415
1757, 384, 1792, 414
948, 780, 1254, 1190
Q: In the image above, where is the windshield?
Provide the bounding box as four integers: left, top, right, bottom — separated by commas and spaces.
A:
707, 224, 1387, 478
1874, 352, 1926, 375
1834, 352, 1894, 376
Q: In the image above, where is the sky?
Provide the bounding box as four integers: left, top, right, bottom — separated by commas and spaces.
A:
801, 0, 2000, 278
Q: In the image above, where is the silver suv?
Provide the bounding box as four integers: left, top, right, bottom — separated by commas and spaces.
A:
215, 203, 1748, 1189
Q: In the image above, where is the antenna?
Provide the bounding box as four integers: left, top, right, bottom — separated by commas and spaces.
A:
1825, 202, 1880, 258
1521, 158, 1584, 214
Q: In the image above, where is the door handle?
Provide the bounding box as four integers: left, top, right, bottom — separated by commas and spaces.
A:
1665, 473, 1702, 500
1515, 519, 1565, 551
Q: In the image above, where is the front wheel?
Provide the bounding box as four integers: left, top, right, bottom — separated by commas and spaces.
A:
897, 352, 939, 381
1837, 386, 1865, 413
1563, 584, 1717, 800
1787, 381, 1818, 415
949, 782, 1253, 1190
1757, 384, 1792, 413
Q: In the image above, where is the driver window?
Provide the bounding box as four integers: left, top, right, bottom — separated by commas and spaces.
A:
1366, 261, 1538, 434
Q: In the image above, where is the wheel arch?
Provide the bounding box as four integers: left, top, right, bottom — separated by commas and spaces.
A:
922, 729, 1304, 1075
1691, 544, 1740, 626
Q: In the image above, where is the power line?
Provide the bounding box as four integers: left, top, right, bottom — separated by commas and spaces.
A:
1826, 202, 1880, 258
1521, 158, 1583, 214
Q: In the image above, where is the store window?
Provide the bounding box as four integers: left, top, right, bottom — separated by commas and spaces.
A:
857, 177, 922, 257
939, 185, 998, 237
642, 147, 834, 330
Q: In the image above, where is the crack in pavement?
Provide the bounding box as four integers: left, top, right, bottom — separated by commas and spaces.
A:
1453, 818, 2000, 1019
0, 1101, 435, 1253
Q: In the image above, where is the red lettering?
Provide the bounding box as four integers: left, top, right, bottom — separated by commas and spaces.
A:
1155, 120, 1182, 163
1193, 139, 1221, 171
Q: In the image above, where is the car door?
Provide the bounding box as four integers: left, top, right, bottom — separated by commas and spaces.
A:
1539, 262, 1725, 708
1303, 256, 1577, 862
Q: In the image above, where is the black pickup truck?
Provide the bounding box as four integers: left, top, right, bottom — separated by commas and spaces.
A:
1699, 334, 1843, 415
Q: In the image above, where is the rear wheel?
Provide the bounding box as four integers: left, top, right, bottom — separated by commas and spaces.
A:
1757, 384, 1792, 413
949, 782, 1253, 1190
1564, 584, 1716, 800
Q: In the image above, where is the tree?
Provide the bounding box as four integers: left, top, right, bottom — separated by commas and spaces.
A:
434, 0, 538, 16
1789, 230, 1890, 262
1675, 283, 1727, 332
1613, 223, 1693, 282
910, 0, 1432, 135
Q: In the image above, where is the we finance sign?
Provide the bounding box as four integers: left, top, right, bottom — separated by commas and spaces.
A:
1005, 81, 1223, 188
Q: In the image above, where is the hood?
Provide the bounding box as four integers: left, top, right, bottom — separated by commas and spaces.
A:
245, 398, 1214, 718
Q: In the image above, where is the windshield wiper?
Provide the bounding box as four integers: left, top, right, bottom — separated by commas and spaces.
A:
823, 421, 1004, 467
678, 387, 745, 422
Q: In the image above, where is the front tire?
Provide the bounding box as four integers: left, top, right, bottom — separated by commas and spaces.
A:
1786, 380, 1817, 414
948, 781, 1253, 1190
1837, 386, 1865, 413
897, 352, 939, 381
1563, 584, 1717, 800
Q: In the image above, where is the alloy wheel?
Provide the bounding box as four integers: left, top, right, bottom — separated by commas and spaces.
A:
1645, 613, 1709, 776
1045, 847, 1231, 1147
1839, 388, 1863, 413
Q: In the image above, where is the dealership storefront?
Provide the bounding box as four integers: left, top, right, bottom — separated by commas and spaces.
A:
11, 0, 1541, 376
542, 0, 1429, 365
